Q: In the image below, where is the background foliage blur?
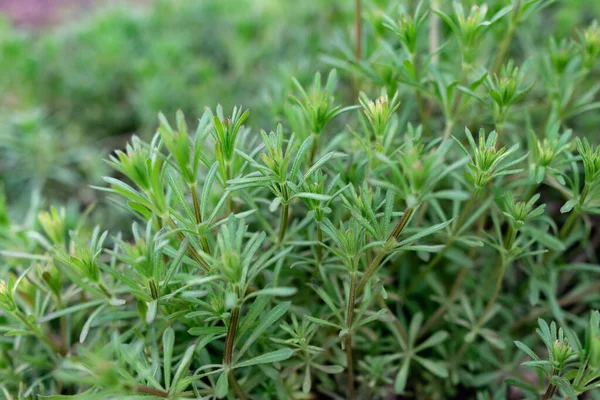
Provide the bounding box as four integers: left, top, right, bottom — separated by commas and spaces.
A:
0, 0, 351, 225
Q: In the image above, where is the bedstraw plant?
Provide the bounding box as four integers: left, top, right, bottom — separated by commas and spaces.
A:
1, 0, 600, 399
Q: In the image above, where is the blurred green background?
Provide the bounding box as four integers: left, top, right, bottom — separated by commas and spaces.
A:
0, 0, 351, 225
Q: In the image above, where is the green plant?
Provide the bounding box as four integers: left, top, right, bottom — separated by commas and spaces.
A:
1, 0, 600, 399
514, 311, 600, 398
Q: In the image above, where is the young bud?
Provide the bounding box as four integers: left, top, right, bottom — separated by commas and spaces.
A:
578, 21, 600, 68
359, 91, 400, 139
0, 280, 17, 312
38, 206, 66, 246
553, 338, 574, 365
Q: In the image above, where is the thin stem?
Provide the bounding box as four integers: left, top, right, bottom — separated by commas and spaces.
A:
223, 306, 247, 400
491, 0, 521, 75
419, 201, 488, 338
135, 385, 169, 398
308, 133, 319, 165
190, 185, 211, 255
165, 216, 210, 271
346, 273, 358, 331
429, 0, 440, 65
356, 251, 385, 297
523, 183, 539, 202
278, 203, 290, 244
376, 294, 409, 344
448, 58, 469, 123
345, 338, 354, 399
542, 382, 556, 399
388, 207, 415, 241
226, 161, 234, 215
405, 189, 480, 296
416, 91, 430, 136
345, 272, 357, 400
559, 210, 579, 240
541, 209, 580, 265
313, 223, 323, 278
453, 261, 507, 364
409, 51, 431, 136
60, 312, 68, 355
480, 259, 508, 325
354, 0, 362, 60
454, 226, 515, 365
223, 307, 240, 365
443, 119, 454, 140
355, 207, 414, 296
97, 282, 113, 300
418, 267, 467, 340
229, 370, 248, 400
16, 312, 61, 354
190, 184, 203, 224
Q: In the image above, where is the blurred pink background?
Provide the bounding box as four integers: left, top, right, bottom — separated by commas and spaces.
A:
0, 0, 144, 28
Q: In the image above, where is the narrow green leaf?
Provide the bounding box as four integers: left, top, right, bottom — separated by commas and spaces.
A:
215, 371, 229, 398
234, 348, 293, 368
80, 304, 108, 343
235, 302, 290, 361
163, 327, 175, 390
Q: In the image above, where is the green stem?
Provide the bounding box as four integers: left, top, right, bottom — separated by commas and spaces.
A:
523, 183, 538, 202
278, 203, 290, 244
429, 0, 440, 65
559, 210, 579, 240
309, 133, 319, 165
409, 50, 431, 137
190, 184, 203, 224
542, 382, 556, 399
481, 259, 508, 324
97, 282, 113, 300
376, 294, 409, 344
405, 189, 480, 296
454, 226, 515, 365
229, 370, 248, 400
354, 0, 362, 60
345, 272, 357, 400
419, 200, 488, 338
223, 306, 247, 399
59, 309, 68, 355
443, 119, 454, 140
355, 207, 415, 296
356, 251, 385, 297
226, 161, 234, 215
224, 307, 240, 365
313, 223, 323, 278
448, 59, 469, 127
388, 207, 415, 241
190, 185, 211, 255
491, 26, 516, 76
165, 216, 210, 271
134, 385, 169, 398
454, 260, 507, 364
416, 91, 429, 135
16, 312, 61, 354
418, 267, 468, 340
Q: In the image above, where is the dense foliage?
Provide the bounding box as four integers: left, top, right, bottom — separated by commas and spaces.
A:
1, 0, 600, 399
